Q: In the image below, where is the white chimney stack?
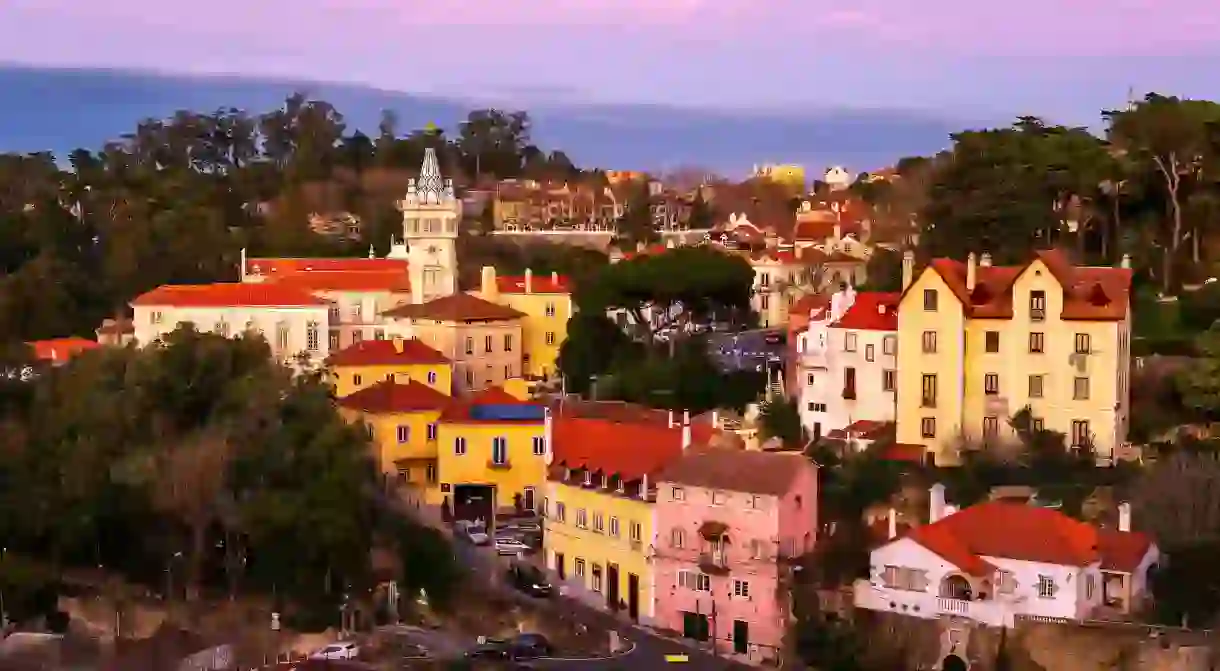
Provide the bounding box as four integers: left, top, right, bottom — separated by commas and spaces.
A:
966, 253, 978, 291
1118, 502, 1132, 532
524, 268, 533, 294
980, 252, 992, 267
887, 507, 898, 539
543, 408, 554, 465
681, 411, 692, 450
551, 271, 559, 286
1120, 254, 1131, 269
902, 250, 915, 291
929, 483, 947, 523
668, 410, 675, 428
683, 410, 690, 425
712, 410, 720, 428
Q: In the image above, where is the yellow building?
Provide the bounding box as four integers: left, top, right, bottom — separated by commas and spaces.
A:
326, 337, 453, 397
751, 163, 806, 193
895, 250, 1133, 465
435, 387, 549, 518
542, 414, 706, 623
475, 266, 572, 380
337, 379, 452, 492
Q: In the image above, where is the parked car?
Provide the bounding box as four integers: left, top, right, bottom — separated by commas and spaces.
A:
456, 520, 491, 545
465, 634, 553, 660
502, 520, 541, 534
495, 537, 530, 555
506, 561, 552, 597
308, 641, 360, 659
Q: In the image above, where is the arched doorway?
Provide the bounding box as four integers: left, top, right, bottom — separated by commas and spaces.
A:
940, 575, 973, 600
941, 653, 967, 671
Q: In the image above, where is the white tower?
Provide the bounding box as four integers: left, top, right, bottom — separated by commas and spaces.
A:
400, 147, 460, 304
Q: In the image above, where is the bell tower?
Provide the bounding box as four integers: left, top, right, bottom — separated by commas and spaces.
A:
400, 147, 460, 304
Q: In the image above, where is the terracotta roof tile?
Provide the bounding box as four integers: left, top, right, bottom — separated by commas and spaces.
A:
27, 337, 99, 363
1097, 529, 1154, 573
656, 447, 810, 496
789, 294, 831, 319
270, 270, 411, 293
382, 292, 525, 322
831, 292, 899, 331
131, 283, 328, 308
326, 338, 449, 367
244, 257, 408, 276
496, 275, 571, 294
337, 379, 452, 413
550, 417, 689, 482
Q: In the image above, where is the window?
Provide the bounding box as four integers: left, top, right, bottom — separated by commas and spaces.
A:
592, 564, 603, 591
671, 528, 685, 548
985, 331, 1000, 353
454, 436, 467, 455
984, 373, 999, 395
576, 509, 588, 529
609, 516, 620, 538
843, 367, 856, 399
883, 370, 897, 392
749, 539, 764, 559
733, 579, 750, 598
150, 310, 163, 324
465, 370, 474, 387
1032, 418, 1045, 432
712, 491, 727, 505
1073, 376, 1090, 400
545, 302, 556, 317
807, 402, 827, 412
996, 570, 1016, 594
593, 512, 605, 533
883, 335, 897, 355
427, 423, 438, 441
396, 425, 409, 443
545, 332, 556, 345
923, 289, 938, 311
921, 374, 938, 408
630, 521, 642, 543
882, 566, 929, 592
352, 330, 363, 343
1030, 290, 1046, 321
1037, 575, 1056, 598
464, 337, 473, 355
983, 416, 999, 440
504, 364, 513, 379
276, 322, 289, 350
921, 331, 937, 354
215, 321, 230, 337
491, 436, 508, 465
374, 329, 385, 340
532, 436, 546, 455
427, 370, 437, 385
921, 417, 936, 438
865, 344, 875, 362
678, 571, 710, 591
329, 332, 340, 350
306, 322, 319, 351
353, 374, 363, 387
575, 558, 586, 577
484, 335, 493, 353
1075, 333, 1091, 354
555, 502, 566, 523
1071, 420, 1090, 447
806, 373, 815, 386
1086, 573, 1096, 600
1028, 374, 1044, 398
426, 462, 437, 484
1029, 332, 1045, 353
844, 332, 857, 352
671, 487, 685, 501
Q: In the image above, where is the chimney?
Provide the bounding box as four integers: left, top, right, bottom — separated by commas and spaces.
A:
636, 240, 647, 253
551, 271, 559, 287
966, 252, 978, 291
668, 410, 675, 428
1120, 254, 1131, 269
833, 223, 842, 240
682, 422, 692, 450
640, 473, 650, 499
712, 410, 720, 428
1118, 501, 1132, 532
902, 250, 915, 291
683, 410, 690, 425
392, 336, 404, 354
980, 252, 992, 268
887, 507, 898, 539
239, 247, 247, 279
929, 483, 946, 523
524, 268, 533, 294
543, 408, 554, 465
480, 266, 498, 299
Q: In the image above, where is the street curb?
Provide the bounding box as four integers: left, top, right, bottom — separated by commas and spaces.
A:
535, 640, 637, 662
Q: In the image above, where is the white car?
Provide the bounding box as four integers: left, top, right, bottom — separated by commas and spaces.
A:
309, 641, 360, 660
467, 530, 491, 546
495, 537, 530, 555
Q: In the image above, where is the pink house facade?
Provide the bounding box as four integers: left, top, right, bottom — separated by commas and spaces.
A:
653, 448, 818, 665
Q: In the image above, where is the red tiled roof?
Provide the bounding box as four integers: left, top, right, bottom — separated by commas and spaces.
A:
382, 293, 525, 322
326, 338, 449, 367
27, 337, 99, 363
656, 447, 808, 496
902, 501, 1153, 577
270, 270, 410, 293
914, 249, 1132, 321
1097, 529, 1154, 573
244, 257, 408, 276
831, 292, 900, 331
496, 274, 571, 294
880, 443, 928, 464
827, 420, 889, 440
337, 379, 452, 414
789, 294, 831, 319
439, 386, 542, 423
550, 417, 689, 482
131, 283, 329, 307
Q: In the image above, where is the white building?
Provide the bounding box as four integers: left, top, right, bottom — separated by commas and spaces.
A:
854, 485, 1159, 628
797, 288, 899, 441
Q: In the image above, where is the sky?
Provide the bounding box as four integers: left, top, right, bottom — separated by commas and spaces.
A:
2, 0, 1219, 124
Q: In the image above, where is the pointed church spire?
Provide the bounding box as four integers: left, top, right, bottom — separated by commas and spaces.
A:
413, 147, 452, 205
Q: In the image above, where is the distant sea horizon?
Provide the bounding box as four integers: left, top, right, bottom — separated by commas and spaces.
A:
0, 64, 980, 175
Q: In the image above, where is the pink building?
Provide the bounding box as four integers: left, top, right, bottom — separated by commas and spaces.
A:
653, 448, 818, 665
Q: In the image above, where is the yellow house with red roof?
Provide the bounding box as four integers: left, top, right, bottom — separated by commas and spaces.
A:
475, 266, 572, 380
337, 379, 452, 491
896, 250, 1133, 465
326, 337, 452, 397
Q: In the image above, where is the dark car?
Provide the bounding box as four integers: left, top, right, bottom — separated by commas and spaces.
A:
465, 634, 553, 661
506, 561, 553, 597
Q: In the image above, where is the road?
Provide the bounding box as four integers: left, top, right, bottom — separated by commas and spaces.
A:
449, 537, 758, 670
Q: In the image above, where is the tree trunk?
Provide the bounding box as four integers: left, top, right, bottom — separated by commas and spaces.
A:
187, 522, 207, 602
1156, 156, 1184, 295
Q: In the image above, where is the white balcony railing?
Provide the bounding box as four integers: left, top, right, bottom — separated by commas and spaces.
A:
853, 580, 1015, 628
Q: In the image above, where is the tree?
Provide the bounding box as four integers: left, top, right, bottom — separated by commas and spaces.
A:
612, 181, 660, 248
1175, 325, 1220, 420
758, 398, 803, 445
1133, 450, 1220, 549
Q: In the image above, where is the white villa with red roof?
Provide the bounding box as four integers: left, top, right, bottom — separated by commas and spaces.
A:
797, 285, 899, 443
855, 485, 1159, 627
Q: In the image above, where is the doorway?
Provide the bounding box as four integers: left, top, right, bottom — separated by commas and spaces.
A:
682, 612, 709, 641
523, 487, 535, 512
627, 573, 640, 621
452, 484, 495, 524
733, 620, 749, 655
941, 654, 967, 671
555, 553, 566, 580
606, 564, 620, 610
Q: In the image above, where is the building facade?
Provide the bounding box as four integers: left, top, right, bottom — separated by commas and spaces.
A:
475, 266, 572, 380
402, 148, 460, 305
326, 337, 452, 397
653, 449, 817, 664
896, 250, 1133, 465
336, 379, 452, 495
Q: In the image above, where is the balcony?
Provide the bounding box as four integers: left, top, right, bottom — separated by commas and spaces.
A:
698, 553, 731, 576
842, 386, 857, 400
852, 580, 1014, 627
1030, 308, 1045, 322
486, 459, 512, 471
921, 397, 937, 409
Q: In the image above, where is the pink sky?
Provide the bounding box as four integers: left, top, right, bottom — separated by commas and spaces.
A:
2, 0, 1218, 117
